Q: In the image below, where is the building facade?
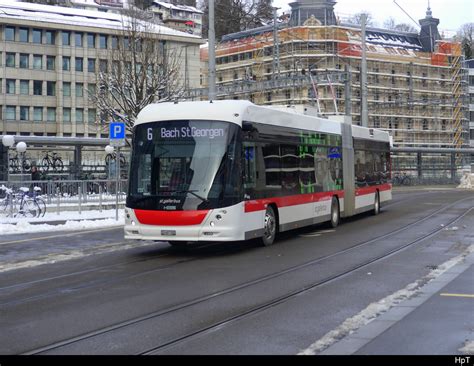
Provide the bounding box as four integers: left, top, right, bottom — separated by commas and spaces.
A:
148, 1, 203, 37
0, 1, 203, 138
200, 2, 469, 153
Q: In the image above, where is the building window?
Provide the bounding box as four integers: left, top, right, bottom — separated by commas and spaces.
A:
87, 33, 95, 48
76, 108, 84, 123
19, 53, 29, 68
75, 32, 83, 47
6, 79, 15, 94
111, 36, 118, 49
6, 106, 16, 120
19, 28, 29, 42
5, 26, 15, 41
99, 59, 107, 72
33, 107, 43, 121
47, 81, 56, 96
88, 108, 96, 123
63, 82, 71, 97
87, 58, 95, 72
6, 52, 15, 67
47, 107, 56, 122
33, 54, 42, 69
47, 55, 55, 70
76, 83, 83, 97
75, 57, 83, 72
33, 80, 42, 95
422, 119, 428, 130
99, 34, 107, 49
63, 108, 71, 122
63, 56, 70, 71
20, 80, 29, 95
45, 30, 55, 45
62, 31, 70, 46
87, 83, 96, 96
20, 106, 29, 121
32, 29, 42, 44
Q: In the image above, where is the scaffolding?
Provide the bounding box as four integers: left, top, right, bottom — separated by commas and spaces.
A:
195, 23, 469, 158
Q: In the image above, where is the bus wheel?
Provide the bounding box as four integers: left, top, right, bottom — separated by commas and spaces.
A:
261, 206, 277, 246
373, 191, 380, 215
330, 197, 340, 228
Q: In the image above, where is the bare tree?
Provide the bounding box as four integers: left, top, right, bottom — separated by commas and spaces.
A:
346, 12, 374, 27
455, 23, 474, 59
200, 0, 274, 39
89, 9, 185, 133
383, 17, 417, 33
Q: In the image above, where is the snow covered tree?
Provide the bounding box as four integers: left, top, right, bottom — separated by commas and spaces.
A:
88, 9, 185, 133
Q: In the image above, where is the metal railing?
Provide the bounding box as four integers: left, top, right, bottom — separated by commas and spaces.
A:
0, 179, 127, 218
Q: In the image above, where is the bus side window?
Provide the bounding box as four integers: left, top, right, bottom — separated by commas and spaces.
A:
243, 143, 257, 193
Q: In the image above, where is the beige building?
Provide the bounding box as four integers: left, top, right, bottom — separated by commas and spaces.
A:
200, 2, 469, 151
0, 0, 203, 138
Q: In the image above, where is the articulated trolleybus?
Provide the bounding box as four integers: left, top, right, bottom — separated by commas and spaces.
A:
125, 100, 391, 246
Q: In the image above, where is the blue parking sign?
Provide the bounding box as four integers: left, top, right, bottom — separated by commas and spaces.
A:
110, 122, 126, 139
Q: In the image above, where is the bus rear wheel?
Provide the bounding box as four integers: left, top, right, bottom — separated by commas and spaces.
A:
260, 206, 277, 246
373, 191, 380, 215
330, 197, 340, 228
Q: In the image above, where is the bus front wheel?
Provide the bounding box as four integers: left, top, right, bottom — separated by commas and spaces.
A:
261, 206, 277, 246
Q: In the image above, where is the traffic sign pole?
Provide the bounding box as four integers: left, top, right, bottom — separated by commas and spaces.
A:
109, 122, 126, 221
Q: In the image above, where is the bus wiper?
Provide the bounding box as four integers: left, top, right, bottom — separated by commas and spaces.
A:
176, 190, 209, 203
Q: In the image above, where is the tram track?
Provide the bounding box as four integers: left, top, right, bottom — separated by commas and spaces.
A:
0, 192, 468, 307
20, 195, 473, 355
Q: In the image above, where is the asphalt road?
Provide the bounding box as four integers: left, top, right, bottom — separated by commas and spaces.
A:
0, 188, 472, 355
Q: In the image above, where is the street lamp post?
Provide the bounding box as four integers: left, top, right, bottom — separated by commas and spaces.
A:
2, 134, 14, 181
105, 144, 119, 221
16, 141, 27, 183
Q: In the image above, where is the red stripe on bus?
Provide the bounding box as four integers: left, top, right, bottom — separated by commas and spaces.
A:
244, 190, 345, 213
355, 183, 392, 196
134, 209, 209, 226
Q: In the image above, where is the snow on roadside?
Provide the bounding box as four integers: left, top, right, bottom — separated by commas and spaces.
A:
298, 244, 474, 355
0, 209, 124, 235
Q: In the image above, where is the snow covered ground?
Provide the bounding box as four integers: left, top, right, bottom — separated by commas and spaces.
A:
0, 208, 124, 235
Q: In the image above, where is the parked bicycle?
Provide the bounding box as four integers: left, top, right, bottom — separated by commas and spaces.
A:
105, 152, 126, 168
9, 153, 32, 173
392, 172, 413, 186
42, 151, 64, 172
0, 185, 42, 218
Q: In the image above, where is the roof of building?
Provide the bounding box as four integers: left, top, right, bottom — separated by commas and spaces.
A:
152, 1, 203, 14
221, 21, 423, 51
0, 0, 200, 38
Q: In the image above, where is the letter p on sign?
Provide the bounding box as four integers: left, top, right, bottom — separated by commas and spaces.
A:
109, 122, 126, 146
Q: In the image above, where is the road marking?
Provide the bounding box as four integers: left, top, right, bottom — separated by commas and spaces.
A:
0, 227, 120, 246
440, 293, 474, 298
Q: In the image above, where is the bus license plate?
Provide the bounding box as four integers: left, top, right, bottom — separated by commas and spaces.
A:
161, 230, 176, 236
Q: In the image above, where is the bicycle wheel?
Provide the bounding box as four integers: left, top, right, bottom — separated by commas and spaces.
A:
105, 154, 112, 166
17, 198, 40, 218
42, 158, 50, 172
35, 197, 47, 217
23, 158, 32, 172
53, 158, 64, 172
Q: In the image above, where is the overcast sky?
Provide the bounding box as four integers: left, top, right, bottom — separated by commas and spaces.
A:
273, 0, 473, 34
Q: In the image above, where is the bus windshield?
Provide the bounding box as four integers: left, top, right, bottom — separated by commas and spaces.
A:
127, 120, 242, 211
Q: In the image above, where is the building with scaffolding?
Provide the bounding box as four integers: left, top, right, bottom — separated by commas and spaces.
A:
199, 0, 469, 160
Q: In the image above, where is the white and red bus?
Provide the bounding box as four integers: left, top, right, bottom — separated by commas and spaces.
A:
125, 100, 391, 246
